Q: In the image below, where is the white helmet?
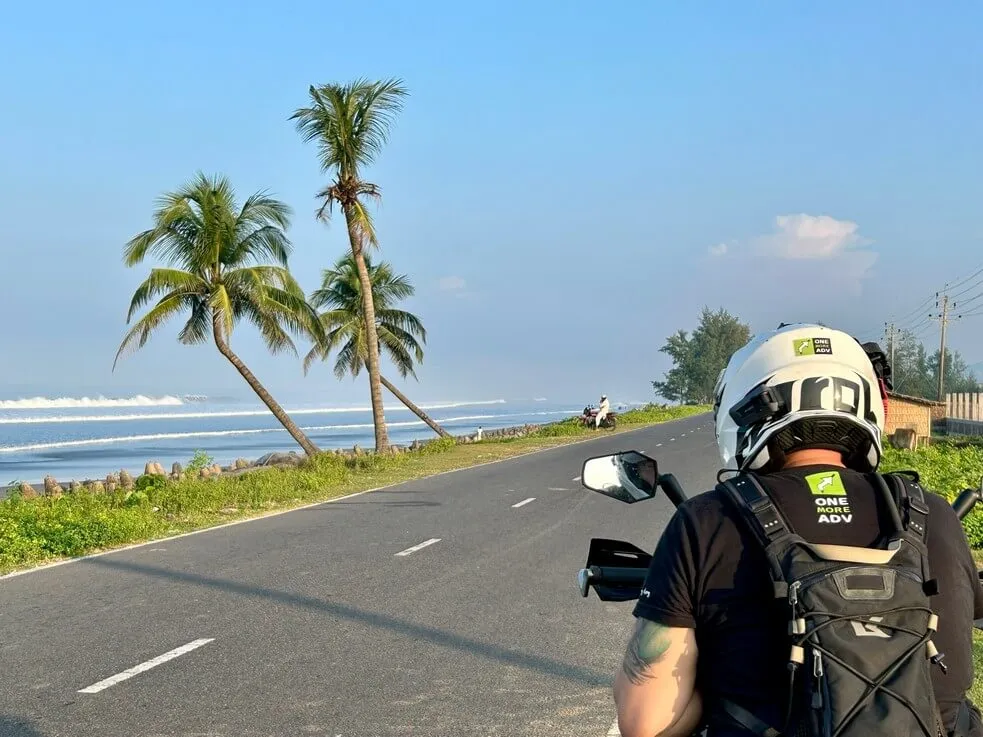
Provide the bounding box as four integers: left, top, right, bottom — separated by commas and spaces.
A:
713, 323, 885, 472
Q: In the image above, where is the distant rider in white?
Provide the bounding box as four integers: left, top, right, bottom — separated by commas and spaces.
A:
595, 394, 610, 429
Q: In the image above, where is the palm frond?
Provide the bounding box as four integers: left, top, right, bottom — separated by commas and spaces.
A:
235, 299, 298, 356
125, 268, 209, 322
177, 297, 211, 345
376, 308, 427, 342
377, 324, 420, 379
350, 78, 408, 166
332, 338, 364, 380
304, 250, 427, 381
291, 79, 407, 176
114, 292, 192, 369
347, 197, 378, 249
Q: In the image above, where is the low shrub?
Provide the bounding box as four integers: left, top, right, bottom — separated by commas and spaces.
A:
881, 442, 983, 547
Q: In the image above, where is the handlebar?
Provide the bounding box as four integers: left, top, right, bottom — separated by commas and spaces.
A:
581, 565, 648, 588
952, 488, 983, 521
658, 473, 688, 508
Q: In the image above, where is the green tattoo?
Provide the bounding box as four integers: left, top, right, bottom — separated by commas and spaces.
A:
622, 619, 672, 685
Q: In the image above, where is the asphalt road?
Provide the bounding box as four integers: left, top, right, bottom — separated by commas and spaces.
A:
0, 413, 719, 737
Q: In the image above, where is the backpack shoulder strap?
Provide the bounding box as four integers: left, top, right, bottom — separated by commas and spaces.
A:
875, 470, 937, 593
716, 472, 798, 596
716, 471, 796, 548
879, 470, 930, 545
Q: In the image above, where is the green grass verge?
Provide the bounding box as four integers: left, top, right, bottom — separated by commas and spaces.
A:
883, 448, 983, 700
881, 442, 983, 548
0, 404, 710, 576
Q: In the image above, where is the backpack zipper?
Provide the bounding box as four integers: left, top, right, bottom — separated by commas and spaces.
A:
794, 564, 922, 593
811, 647, 824, 709
811, 648, 833, 737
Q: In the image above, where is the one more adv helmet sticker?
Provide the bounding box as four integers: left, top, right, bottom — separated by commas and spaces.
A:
792, 337, 833, 356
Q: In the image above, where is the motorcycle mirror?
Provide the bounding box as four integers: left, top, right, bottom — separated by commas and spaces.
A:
581, 450, 658, 504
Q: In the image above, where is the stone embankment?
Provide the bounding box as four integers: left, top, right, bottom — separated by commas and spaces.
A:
11, 423, 551, 498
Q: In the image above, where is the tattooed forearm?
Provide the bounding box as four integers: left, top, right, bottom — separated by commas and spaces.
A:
621, 619, 673, 685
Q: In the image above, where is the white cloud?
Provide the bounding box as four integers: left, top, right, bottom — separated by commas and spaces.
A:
438, 275, 466, 292
758, 213, 871, 260
706, 213, 879, 299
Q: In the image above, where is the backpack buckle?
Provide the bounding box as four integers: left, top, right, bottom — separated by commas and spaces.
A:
907, 489, 929, 515
748, 496, 771, 514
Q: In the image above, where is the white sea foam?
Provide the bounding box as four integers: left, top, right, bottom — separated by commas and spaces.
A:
0, 410, 576, 454
0, 399, 509, 424
0, 395, 188, 410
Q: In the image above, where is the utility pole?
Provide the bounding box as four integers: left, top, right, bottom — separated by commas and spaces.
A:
884, 322, 897, 368
932, 293, 953, 401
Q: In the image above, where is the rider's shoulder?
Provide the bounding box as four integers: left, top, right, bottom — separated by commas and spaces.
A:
671, 486, 744, 526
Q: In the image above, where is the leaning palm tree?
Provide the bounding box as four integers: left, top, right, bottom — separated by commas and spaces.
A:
290, 78, 409, 452
114, 172, 322, 457
303, 253, 450, 439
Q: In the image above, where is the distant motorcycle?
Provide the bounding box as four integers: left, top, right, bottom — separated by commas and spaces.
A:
579, 406, 617, 430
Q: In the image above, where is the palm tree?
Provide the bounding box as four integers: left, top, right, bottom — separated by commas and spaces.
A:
290, 78, 409, 452
114, 172, 323, 457
303, 253, 450, 439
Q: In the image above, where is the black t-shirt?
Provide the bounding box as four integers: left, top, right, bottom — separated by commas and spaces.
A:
634, 465, 983, 736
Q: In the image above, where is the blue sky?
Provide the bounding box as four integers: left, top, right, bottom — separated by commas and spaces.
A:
1, 1, 981, 405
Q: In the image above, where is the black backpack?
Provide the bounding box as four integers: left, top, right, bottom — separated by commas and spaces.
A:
712, 469, 948, 737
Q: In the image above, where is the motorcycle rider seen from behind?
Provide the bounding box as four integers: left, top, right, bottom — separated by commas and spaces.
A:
612, 323, 983, 737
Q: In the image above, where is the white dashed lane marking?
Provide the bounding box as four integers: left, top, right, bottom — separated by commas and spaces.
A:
511, 497, 536, 508
395, 538, 441, 557
78, 638, 215, 694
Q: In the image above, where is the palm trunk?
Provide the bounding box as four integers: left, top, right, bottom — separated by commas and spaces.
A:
344, 209, 389, 452
212, 315, 320, 457
381, 375, 451, 438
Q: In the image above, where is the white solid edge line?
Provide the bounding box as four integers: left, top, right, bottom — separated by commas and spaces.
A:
395, 538, 441, 557
78, 638, 214, 694
511, 497, 536, 508
1, 416, 709, 582
606, 718, 621, 736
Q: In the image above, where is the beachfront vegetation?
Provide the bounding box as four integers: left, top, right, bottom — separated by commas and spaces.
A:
291, 78, 410, 453
115, 173, 323, 456
0, 405, 707, 575
303, 252, 449, 438
653, 307, 752, 405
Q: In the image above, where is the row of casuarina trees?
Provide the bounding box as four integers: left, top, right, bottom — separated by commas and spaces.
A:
113, 78, 449, 456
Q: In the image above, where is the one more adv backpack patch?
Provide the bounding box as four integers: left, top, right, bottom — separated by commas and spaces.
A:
714, 470, 948, 737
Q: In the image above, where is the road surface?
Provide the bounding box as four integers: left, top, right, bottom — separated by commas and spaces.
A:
0, 413, 718, 737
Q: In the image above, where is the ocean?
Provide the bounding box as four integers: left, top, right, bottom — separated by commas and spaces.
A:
0, 395, 603, 484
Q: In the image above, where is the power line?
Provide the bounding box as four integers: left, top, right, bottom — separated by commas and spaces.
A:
948, 275, 983, 300
944, 263, 983, 294
953, 289, 983, 311
889, 294, 937, 325
899, 314, 933, 334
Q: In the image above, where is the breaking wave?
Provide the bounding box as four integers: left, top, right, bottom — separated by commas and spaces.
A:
0, 399, 509, 424
0, 410, 573, 454
0, 395, 190, 410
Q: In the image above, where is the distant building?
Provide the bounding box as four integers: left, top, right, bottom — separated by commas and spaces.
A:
884, 391, 942, 446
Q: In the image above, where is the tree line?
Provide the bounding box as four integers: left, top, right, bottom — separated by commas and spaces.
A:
114, 78, 448, 455
653, 309, 980, 405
